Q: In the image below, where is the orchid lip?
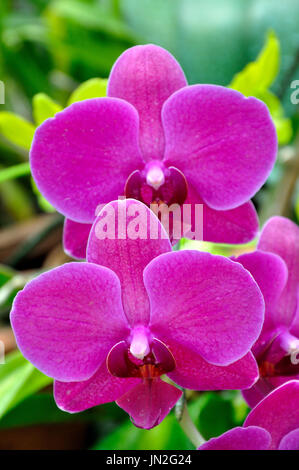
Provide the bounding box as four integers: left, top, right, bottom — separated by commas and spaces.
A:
106, 336, 176, 379
124, 162, 188, 207
258, 330, 299, 378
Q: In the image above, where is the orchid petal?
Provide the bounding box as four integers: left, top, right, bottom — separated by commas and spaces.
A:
116, 378, 182, 429
242, 378, 277, 409
108, 44, 187, 161
290, 292, 299, 337
183, 183, 258, 244
10, 263, 129, 381
198, 426, 271, 450
30, 98, 143, 223
87, 199, 171, 326
145, 251, 264, 366
63, 218, 92, 260
244, 380, 299, 449
54, 362, 140, 413
279, 429, 299, 450
162, 85, 277, 210
167, 341, 259, 391
235, 251, 288, 335
258, 216, 299, 327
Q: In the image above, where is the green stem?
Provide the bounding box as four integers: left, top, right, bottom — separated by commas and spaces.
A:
0, 162, 31, 183
175, 392, 205, 448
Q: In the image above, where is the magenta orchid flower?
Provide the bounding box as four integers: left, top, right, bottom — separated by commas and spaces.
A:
30, 44, 277, 259
11, 200, 264, 429
233, 216, 299, 408
199, 380, 299, 450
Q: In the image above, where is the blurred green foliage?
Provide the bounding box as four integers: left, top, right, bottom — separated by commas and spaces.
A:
0, 112, 35, 149
229, 31, 292, 145
91, 390, 249, 450
1, 0, 298, 114
0, 350, 52, 419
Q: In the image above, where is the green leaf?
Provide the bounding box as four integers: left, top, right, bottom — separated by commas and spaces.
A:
0, 265, 15, 289
0, 272, 32, 311
0, 162, 30, 183
93, 412, 192, 450
229, 30, 279, 94
32, 93, 62, 126
191, 391, 249, 441
179, 238, 257, 257
229, 391, 250, 424
0, 112, 35, 150
0, 393, 75, 429
0, 177, 34, 221
0, 350, 52, 419
196, 392, 235, 440
67, 78, 108, 105
273, 116, 293, 145
246, 0, 299, 114
260, 90, 293, 145
229, 30, 292, 144
48, 0, 136, 40
0, 163, 34, 222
